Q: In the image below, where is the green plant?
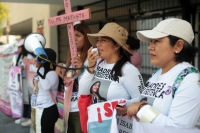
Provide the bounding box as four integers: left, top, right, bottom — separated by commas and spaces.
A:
0, 3, 9, 36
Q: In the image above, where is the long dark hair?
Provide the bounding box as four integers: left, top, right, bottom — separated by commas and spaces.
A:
89, 81, 106, 101
65, 22, 92, 68
21, 44, 29, 57
16, 45, 33, 66
37, 48, 57, 79
111, 40, 131, 82
90, 81, 101, 94
126, 36, 140, 50
168, 35, 198, 62
16, 52, 22, 66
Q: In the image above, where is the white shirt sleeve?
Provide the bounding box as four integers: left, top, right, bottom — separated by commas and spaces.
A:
79, 59, 100, 95
19, 57, 25, 67
27, 53, 34, 59
138, 73, 200, 128
79, 69, 94, 95
122, 63, 143, 107
38, 67, 59, 91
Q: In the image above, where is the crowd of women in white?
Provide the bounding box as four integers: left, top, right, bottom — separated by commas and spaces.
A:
15, 18, 200, 133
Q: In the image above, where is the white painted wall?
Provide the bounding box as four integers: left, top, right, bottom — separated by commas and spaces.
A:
2, 2, 63, 61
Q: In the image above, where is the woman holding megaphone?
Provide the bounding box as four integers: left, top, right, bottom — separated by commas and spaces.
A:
23, 33, 59, 133
31, 48, 59, 133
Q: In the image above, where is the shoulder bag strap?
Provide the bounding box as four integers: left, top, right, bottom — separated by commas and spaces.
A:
172, 67, 199, 98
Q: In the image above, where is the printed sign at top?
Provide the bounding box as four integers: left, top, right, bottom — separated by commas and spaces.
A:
47, 0, 91, 66
48, 9, 91, 26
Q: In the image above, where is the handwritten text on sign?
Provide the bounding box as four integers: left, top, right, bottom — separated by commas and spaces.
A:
48, 9, 90, 26
67, 24, 76, 58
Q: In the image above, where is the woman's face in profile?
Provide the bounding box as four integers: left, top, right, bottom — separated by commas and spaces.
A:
92, 82, 100, 93
148, 37, 176, 68
34, 58, 41, 68
96, 37, 118, 60
75, 30, 85, 51
18, 46, 22, 53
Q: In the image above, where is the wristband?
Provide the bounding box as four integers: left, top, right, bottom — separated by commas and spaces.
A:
88, 62, 96, 68
87, 66, 94, 74
139, 106, 160, 123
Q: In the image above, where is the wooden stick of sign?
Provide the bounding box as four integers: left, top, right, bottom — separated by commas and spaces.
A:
48, 0, 91, 63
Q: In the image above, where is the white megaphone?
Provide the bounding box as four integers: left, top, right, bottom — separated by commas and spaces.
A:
24, 33, 47, 64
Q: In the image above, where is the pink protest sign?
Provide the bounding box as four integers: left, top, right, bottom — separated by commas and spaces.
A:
48, 0, 91, 62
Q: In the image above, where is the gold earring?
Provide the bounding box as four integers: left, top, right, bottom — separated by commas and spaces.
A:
50, 63, 53, 69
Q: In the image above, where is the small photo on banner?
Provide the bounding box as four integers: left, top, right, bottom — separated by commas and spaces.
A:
7, 66, 23, 118
88, 78, 111, 104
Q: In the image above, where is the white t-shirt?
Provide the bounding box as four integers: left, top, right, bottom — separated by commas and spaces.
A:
18, 53, 34, 78
31, 67, 59, 108
137, 62, 200, 128
70, 60, 88, 112
79, 59, 144, 107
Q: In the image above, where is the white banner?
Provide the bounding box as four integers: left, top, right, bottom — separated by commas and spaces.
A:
87, 99, 200, 133
0, 42, 18, 115
7, 66, 23, 118
87, 99, 132, 133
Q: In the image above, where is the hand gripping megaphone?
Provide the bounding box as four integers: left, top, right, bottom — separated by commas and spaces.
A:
24, 33, 47, 64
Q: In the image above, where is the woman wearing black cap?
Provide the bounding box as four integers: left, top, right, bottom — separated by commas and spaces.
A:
31, 48, 59, 133
126, 36, 142, 70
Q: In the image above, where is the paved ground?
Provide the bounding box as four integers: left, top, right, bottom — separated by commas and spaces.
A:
0, 111, 30, 133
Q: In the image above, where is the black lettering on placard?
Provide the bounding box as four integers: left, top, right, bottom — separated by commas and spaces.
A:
62, 13, 86, 23
71, 96, 78, 101
56, 17, 61, 22
64, 0, 68, 8
118, 129, 128, 133
128, 123, 132, 130
119, 119, 132, 129
138, 75, 144, 93
71, 15, 75, 19
95, 66, 119, 82
68, 16, 71, 21
48, 18, 54, 24
64, 16, 67, 22
76, 14, 79, 19
67, 25, 76, 58
120, 119, 125, 126
143, 82, 166, 99
117, 118, 119, 124
158, 91, 165, 98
